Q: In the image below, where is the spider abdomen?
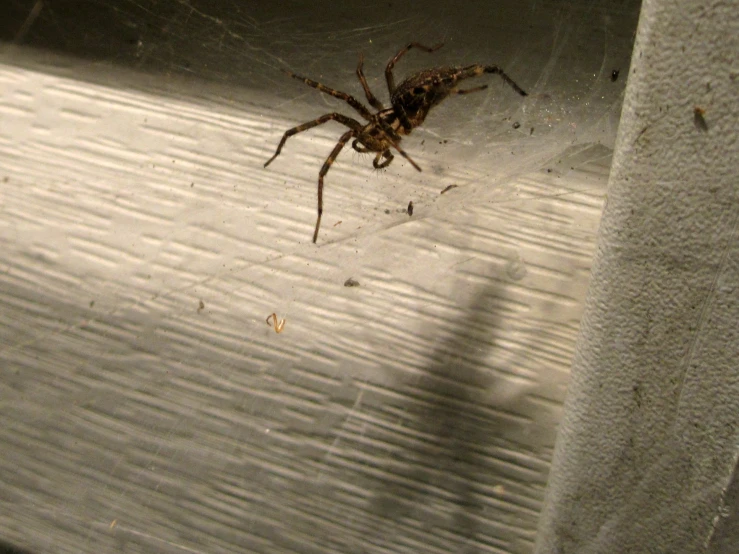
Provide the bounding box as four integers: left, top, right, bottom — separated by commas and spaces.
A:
391, 67, 460, 127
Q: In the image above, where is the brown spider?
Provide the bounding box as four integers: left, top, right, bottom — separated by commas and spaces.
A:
264, 42, 528, 243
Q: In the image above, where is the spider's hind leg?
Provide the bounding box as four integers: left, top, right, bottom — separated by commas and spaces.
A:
457, 64, 528, 97
385, 42, 444, 96
451, 84, 489, 95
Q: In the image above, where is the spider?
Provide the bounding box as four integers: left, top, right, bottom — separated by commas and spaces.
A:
264, 42, 528, 243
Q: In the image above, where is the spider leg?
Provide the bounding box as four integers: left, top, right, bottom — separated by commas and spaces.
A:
459, 65, 528, 97
356, 53, 385, 111
385, 42, 444, 96
387, 139, 420, 172
373, 151, 394, 169
314, 129, 355, 243
352, 139, 373, 153
451, 84, 489, 95
264, 113, 362, 167
375, 121, 422, 172
286, 71, 374, 120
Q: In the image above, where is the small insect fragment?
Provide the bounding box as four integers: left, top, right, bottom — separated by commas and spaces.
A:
197, 300, 205, 313
407, 201, 414, 216
693, 106, 708, 132
344, 278, 360, 287
266, 313, 286, 333
611, 69, 620, 82
512, 121, 520, 129
440, 184, 458, 195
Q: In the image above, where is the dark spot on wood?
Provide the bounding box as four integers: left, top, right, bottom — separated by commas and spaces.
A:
693, 106, 708, 132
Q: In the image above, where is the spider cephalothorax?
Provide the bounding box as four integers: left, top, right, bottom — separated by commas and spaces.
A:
264, 42, 528, 243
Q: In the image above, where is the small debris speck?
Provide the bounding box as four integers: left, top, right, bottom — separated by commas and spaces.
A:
197, 300, 205, 313
440, 184, 458, 195
344, 278, 360, 287
611, 69, 620, 82
512, 121, 520, 129
693, 106, 708, 132
407, 201, 414, 216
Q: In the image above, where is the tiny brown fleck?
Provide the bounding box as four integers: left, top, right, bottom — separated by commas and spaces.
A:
344, 278, 360, 287
440, 184, 458, 195
693, 106, 708, 132
407, 201, 414, 216
266, 313, 286, 333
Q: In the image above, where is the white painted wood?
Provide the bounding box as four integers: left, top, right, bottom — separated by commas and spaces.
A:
0, 1, 632, 548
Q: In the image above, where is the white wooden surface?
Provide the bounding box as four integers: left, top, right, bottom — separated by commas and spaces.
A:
0, 3, 631, 549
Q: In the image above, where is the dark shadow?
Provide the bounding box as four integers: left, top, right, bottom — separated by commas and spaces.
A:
364, 283, 535, 552
0, 539, 35, 554
707, 456, 739, 554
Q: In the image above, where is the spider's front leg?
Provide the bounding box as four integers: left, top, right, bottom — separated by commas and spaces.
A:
264, 113, 362, 168
352, 138, 407, 171
373, 151, 394, 169
313, 129, 355, 243
356, 53, 384, 111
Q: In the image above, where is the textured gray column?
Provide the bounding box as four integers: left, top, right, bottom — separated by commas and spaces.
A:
535, 0, 739, 552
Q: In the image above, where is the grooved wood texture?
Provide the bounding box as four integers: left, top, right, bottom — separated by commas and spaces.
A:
0, 33, 616, 554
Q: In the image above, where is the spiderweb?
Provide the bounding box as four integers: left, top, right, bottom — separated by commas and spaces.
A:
0, 1, 640, 553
